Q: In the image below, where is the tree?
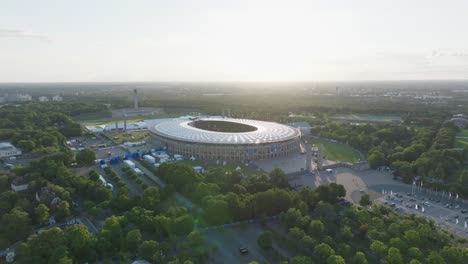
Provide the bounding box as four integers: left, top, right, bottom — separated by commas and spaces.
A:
17, 140, 35, 153
386, 247, 403, 264
257, 231, 273, 250
370, 240, 387, 258
203, 197, 230, 225
352, 251, 368, 264
425, 251, 446, 264
181, 231, 208, 261
99, 216, 125, 255
139, 240, 159, 261
327, 255, 345, 264
88, 171, 100, 182
314, 243, 335, 259
171, 214, 194, 236
359, 194, 372, 207
64, 224, 96, 262
75, 148, 96, 166
269, 168, 289, 188
1, 208, 32, 242
0, 174, 9, 192
367, 150, 385, 168
290, 256, 313, 264
141, 186, 160, 211
56, 201, 71, 222
441, 246, 464, 264
407, 247, 422, 260
16, 227, 66, 263
309, 219, 325, 238
126, 229, 142, 252
35, 203, 50, 225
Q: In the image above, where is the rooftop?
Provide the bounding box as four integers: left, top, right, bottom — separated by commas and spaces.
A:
149, 117, 301, 145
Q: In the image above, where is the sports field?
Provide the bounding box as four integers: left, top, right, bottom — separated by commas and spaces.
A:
455, 138, 468, 149
457, 129, 468, 137
331, 113, 401, 123
311, 138, 361, 162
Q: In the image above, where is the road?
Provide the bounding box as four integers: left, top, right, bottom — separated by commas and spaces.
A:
102, 164, 142, 196
203, 223, 271, 264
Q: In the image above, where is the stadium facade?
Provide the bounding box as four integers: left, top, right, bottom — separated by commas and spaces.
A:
148, 117, 301, 161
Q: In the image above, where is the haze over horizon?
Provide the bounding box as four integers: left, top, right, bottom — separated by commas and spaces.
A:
2, 0, 468, 82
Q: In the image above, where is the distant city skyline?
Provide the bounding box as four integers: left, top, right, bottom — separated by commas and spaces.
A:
1, 0, 468, 82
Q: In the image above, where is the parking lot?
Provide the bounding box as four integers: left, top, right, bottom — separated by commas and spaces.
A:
203, 222, 279, 264
377, 190, 468, 237
334, 167, 468, 238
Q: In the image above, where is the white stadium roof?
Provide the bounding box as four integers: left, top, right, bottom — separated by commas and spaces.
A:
149, 117, 301, 145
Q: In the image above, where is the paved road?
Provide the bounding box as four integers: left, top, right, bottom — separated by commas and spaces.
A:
103, 164, 142, 196
203, 223, 271, 264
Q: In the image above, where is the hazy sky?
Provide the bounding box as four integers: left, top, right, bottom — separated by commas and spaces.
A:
1, 0, 468, 82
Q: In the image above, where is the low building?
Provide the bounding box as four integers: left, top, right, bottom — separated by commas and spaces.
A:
0, 142, 22, 158
36, 187, 61, 207
84, 125, 106, 133
0, 93, 32, 103
193, 166, 205, 173
38, 96, 49, 102
52, 95, 63, 102
288, 122, 312, 135
85, 121, 148, 133
11, 175, 31, 192
450, 115, 468, 129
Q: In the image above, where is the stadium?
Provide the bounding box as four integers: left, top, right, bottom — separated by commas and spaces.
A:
148, 117, 301, 161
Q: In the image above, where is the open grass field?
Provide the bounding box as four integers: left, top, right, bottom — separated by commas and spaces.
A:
455, 138, 468, 149
105, 130, 149, 144
76, 113, 183, 126
71, 111, 113, 121
457, 129, 468, 137
331, 113, 401, 122
311, 138, 361, 162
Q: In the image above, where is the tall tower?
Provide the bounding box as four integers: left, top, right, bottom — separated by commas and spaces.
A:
317, 144, 324, 170
133, 89, 139, 110
305, 141, 312, 173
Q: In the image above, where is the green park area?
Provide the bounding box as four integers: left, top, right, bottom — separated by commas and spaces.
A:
311, 138, 361, 162
331, 113, 401, 123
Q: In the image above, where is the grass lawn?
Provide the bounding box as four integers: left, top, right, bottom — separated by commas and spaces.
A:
457, 129, 468, 137
105, 130, 149, 144
310, 138, 360, 162
331, 113, 401, 122
455, 138, 468, 149
76, 113, 183, 126
72, 111, 112, 121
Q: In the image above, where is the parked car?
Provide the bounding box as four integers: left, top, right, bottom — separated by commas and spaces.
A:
239, 247, 248, 254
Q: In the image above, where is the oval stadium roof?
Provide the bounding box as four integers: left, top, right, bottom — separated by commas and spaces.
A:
149, 117, 301, 145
